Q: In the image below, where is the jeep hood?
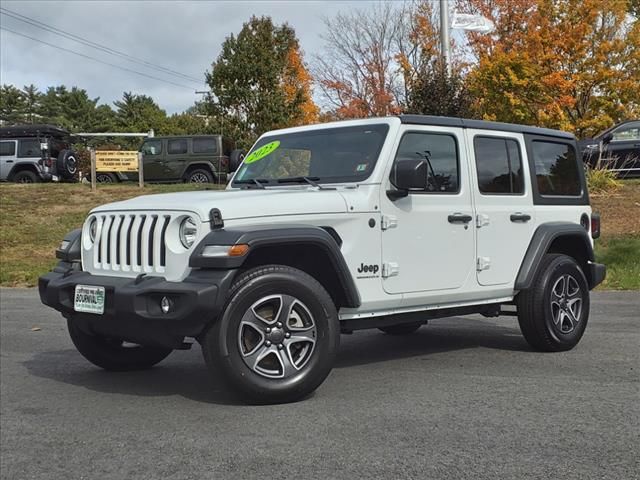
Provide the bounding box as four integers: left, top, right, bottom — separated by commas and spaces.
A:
91, 188, 350, 222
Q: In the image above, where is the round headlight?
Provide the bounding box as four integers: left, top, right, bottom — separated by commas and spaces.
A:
89, 218, 97, 243
179, 216, 198, 249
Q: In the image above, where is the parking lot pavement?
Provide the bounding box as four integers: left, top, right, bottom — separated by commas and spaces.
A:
1, 289, 638, 480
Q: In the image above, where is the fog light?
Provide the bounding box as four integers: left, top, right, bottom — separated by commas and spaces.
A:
160, 296, 174, 314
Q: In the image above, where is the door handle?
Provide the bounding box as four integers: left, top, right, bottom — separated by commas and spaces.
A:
448, 213, 473, 224
510, 213, 531, 223
6, 160, 13, 163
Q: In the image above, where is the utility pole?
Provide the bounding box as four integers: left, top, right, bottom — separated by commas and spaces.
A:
440, 0, 451, 77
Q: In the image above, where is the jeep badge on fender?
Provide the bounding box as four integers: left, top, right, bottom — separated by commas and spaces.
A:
39, 115, 605, 404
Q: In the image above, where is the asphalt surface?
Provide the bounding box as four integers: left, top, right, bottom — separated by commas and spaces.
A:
1, 289, 638, 480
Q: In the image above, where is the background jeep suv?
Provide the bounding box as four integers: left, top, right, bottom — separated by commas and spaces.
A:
0, 124, 78, 183
135, 134, 242, 184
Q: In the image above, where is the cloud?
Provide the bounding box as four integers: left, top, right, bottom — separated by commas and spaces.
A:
0, 0, 370, 114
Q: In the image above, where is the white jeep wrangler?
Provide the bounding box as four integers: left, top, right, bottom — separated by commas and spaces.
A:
40, 116, 606, 403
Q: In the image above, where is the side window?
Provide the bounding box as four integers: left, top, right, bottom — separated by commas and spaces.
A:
612, 123, 640, 141
474, 136, 524, 194
531, 141, 581, 196
18, 139, 41, 158
193, 137, 218, 154
0, 141, 16, 156
141, 140, 162, 155
168, 139, 188, 155
393, 132, 459, 193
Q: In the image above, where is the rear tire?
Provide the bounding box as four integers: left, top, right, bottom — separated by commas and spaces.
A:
517, 254, 590, 352
96, 173, 118, 183
201, 265, 339, 404
67, 319, 172, 371
185, 168, 213, 184
13, 170, 39, 183
379, 322, 424, 335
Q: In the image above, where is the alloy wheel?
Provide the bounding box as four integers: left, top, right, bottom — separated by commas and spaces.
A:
550, 274, 583, 334
237, 294, 317, 379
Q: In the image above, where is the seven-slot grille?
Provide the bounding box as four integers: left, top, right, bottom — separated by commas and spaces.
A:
91, 213, 171, 273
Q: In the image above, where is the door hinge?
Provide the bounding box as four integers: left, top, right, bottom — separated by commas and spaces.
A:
476, 214, 490, 228
381, 215, 397, 231
477, 257, 491, 271
382, 262, 399, 278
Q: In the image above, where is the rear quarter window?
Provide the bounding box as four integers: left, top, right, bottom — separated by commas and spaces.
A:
192, 138, 218, 154
18, 139, 41, 158
531, 140, 581, 196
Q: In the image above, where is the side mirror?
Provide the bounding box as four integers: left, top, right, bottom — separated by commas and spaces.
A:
602, 133, 613, 145
387, 159, 428, 200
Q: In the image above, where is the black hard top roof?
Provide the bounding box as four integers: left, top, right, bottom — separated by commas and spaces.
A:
398, 115, 575, 140
0, 124, 70, 139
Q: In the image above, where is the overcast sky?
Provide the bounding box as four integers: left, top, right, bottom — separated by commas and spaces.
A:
0, 0, 374, 114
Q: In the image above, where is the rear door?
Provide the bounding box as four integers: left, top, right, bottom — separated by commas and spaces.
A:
166, 138, 189, 179
0, 140, 18, 179
380, 125, 475, 294
468, 130, 535, 286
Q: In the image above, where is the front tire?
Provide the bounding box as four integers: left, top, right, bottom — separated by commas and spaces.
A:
67, 319, 172, 371
202, 265, 340, 404
517, 254, 590, 352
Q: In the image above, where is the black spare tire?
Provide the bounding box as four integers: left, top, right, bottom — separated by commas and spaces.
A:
229, 149, 245, 172
57, 149, 78, 180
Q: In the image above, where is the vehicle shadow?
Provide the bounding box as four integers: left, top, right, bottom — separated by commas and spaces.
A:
22, 317, 529, 405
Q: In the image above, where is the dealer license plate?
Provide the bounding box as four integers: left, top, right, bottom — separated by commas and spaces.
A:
74, 285, 105, 314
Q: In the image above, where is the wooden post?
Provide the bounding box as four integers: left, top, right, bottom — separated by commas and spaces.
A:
90, 149, 97, 192
138, 152, 144, 188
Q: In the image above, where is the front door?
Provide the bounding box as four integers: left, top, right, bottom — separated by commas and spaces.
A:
468, 130, 535, 286
140, 139, 165, 181
380, 126, 475, 294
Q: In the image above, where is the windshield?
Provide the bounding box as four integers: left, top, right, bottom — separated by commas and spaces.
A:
232, 124, 389, 186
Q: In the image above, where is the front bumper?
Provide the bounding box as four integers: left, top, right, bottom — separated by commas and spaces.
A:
39, 263, 235, 348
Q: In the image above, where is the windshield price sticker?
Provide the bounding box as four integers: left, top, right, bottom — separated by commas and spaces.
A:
244, 140, 280, 164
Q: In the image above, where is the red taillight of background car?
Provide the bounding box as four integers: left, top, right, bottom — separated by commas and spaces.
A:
221, 157, 229, 168
591, 213, 601, 239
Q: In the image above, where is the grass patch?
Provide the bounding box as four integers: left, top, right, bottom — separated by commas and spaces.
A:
594, 235, 640, 290
0, 181, 638, 289
0, 183, 221, 287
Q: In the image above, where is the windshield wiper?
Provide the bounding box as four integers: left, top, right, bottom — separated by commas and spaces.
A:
277, 176, 333, 190
234, 178, 269, 189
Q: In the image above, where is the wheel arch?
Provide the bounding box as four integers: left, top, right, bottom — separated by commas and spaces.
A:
515, 222, 595, 291
182, 162, 217, 180
8, 162, 40, 181
190, 224, 360, 309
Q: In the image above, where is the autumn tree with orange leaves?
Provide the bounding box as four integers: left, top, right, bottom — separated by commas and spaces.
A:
206, 16, 318, 147
461, 0, 640, 137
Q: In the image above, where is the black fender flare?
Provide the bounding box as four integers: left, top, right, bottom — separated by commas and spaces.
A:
190, 224, 360, 308
182, 162, 217, 180
515, 222, 595, 290
8, 162, 41, 181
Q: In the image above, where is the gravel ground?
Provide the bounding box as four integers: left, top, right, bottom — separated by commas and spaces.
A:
1, 289, 638, 480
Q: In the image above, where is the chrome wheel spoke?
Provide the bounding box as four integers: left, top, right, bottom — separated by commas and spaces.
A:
287, 327, 316, 345
275, 347, 298, 377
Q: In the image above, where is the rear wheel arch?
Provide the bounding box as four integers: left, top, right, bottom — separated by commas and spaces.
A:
8, 163, 40, 182
183, 162, 217, 181
516, 223, 594, 291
